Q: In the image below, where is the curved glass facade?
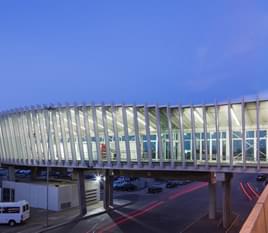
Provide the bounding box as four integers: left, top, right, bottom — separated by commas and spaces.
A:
0, 100, 267, 170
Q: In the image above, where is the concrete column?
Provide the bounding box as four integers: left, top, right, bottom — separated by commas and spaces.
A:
222, 173, 232, 228
208, 172, 216, 219
31, 167, 38, 180
76, 169, 87, 216
8, 166, 15, 181
104, 170, 113, 210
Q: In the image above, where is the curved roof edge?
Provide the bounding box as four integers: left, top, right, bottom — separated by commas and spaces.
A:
0, 96, 267, 115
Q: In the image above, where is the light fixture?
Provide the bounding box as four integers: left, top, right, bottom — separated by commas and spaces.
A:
106, 114, 124, 127
96, 175, 101, 182
194, 110, 204, 124
231, 108, 240, 126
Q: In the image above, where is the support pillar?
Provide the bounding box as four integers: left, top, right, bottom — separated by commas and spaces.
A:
31, 167, 38, 180
208, 172, 216, 220
222, 173, 232, 228
104, 170, 113, 210
76, 169, 87, 216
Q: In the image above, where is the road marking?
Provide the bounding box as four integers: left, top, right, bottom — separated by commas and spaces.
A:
168, 182, 208, 200
88, 201, 158, 233
97, 201, 165, 233
246, 182, 260, 198
239, 182, 252, 201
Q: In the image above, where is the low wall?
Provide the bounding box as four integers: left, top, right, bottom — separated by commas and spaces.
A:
240, 185, 268, 233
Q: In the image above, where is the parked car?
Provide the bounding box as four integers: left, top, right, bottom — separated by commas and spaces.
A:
113, 180, 129, 190
0, 169, 7, 177
256, 174, 266, 181
85, 174, 97, 180
120, 183, 137, 191
114, 176, 130, 182
166, 181, 179, 188
148, 185, 163, 193
15, 170, 31, 177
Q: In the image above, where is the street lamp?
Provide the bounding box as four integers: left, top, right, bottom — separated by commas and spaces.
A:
45, 106, 55, 227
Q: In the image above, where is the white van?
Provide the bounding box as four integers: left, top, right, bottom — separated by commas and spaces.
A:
0, 200, 30, 226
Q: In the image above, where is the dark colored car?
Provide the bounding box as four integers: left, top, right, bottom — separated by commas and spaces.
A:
256, 174, 266, 181
148, 185, 163, 193
166, 181, 178, 188
120, 183, 137, 191
16, 169, 31, 177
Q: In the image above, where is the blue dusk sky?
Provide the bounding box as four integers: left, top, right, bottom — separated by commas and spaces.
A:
0, 1, 268, 110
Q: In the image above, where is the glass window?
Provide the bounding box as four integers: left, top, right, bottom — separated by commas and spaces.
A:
160, 108, 170, 161
245, 102, 257, 163
231, 104, 242, 164
115, 107, 126, 161
259, 101, 268, 162
85, 108, 98, 161
148, 107, 158, 160
193, 107, 204, 162
170, 108, 182, 161
260, 130, 266, 138
136, 108, 146, 161
206, 106, 217, 162
126, 107, 137, 161
101, 106, 116, 161
246, 131, 254, 138
183, 108, 192, 161
246, 139, 254, 161
2, 207, 20, 214
59, 110, 72, 161
260, 139, 266, 161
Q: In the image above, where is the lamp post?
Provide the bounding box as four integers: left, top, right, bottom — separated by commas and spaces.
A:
45, 106, 55, 227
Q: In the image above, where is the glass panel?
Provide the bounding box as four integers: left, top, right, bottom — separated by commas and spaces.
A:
22, 114, 32, 161
160, 108, 170, 161
75, 109, 85, 161
183, 108, 192, 161
136, 108, 146, 161
171, 108, 182, 161
55, 111, 65, 161
245, 102, 257, 163
259, 101, 268, 162
105, 107, 116, 161
114, 107, 126, 161
51, 111, 60, 161
0, 120, 7, 160
69, 109, 79, 161
37, 111, 47, 161
48, 111, 57, 161
260, 139, 266, 161
85, 107, 98, 161
95, 107, 105, 161
63, 110, 72, 161
148, 107, 157, 160
218, 105, 228, 163
126, 107, 136, 161
246, 139, 254, 161
193, 107, 204, 162
231, 104, 242, 164
206, 106, 216, 162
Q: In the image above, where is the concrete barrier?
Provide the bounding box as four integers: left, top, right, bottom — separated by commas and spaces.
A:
240, 185, 268, 233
